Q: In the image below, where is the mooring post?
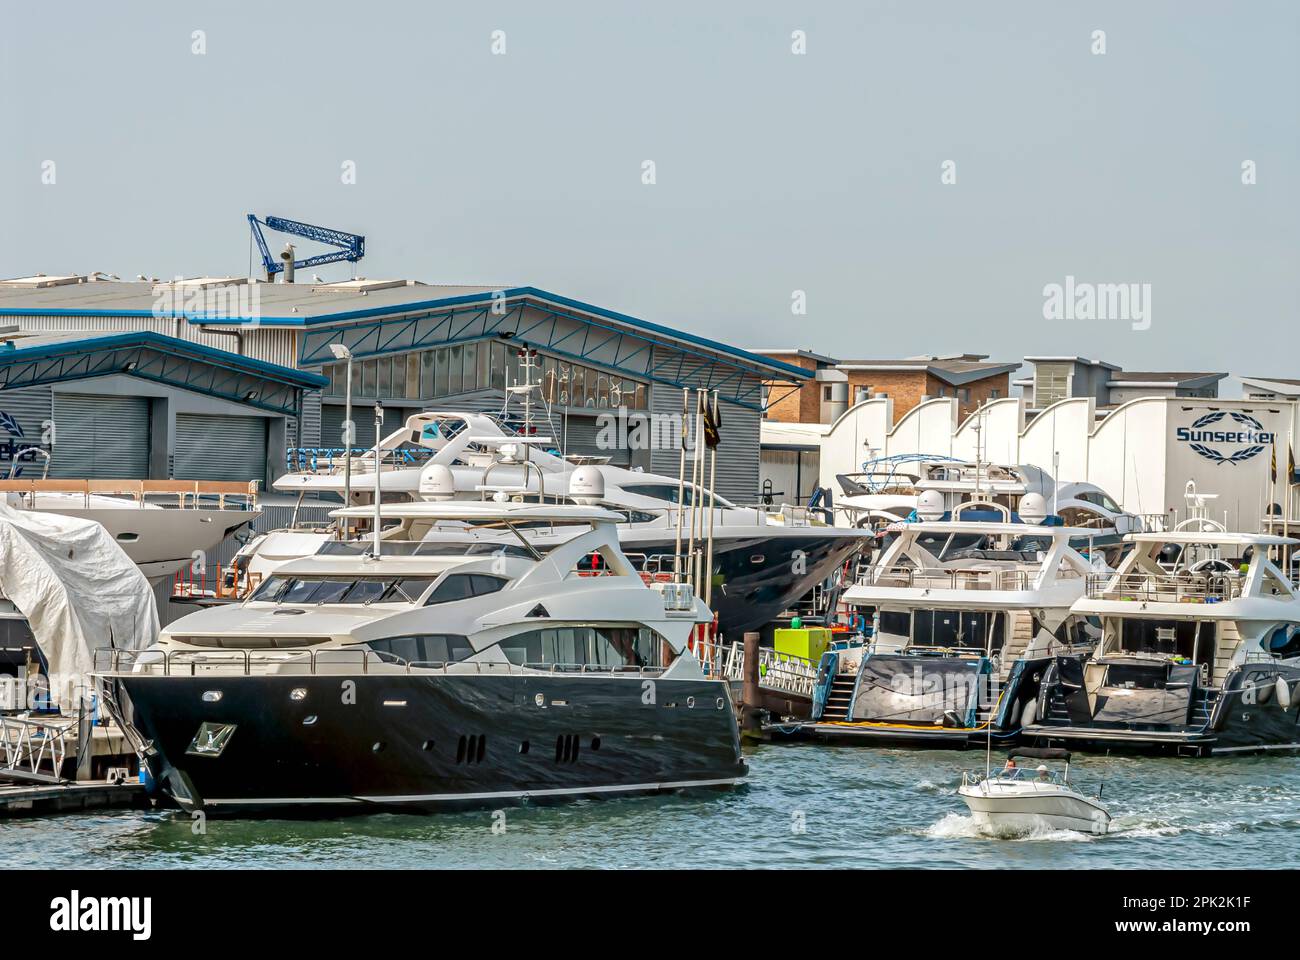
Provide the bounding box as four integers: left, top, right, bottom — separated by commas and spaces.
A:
740, 630, 763, 738
75, 696, 92, 783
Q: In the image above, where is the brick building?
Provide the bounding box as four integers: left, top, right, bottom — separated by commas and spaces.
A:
760, 351, 1017, 426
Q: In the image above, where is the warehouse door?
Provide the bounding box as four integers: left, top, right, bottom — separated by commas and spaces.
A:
50, 394, 151, 478
174, 413, 268, 483
319, 404, 407, 451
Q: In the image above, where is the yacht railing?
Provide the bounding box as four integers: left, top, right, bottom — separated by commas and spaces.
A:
864, 566, 1058, 592
93, 647, 669, 678
691, 637, 820, 698
285, 446, 433, 475
0, 478, 259, 511
1085, 572, 1243, 603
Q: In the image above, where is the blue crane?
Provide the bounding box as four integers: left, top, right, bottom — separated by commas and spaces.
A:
247, 214, 365, 280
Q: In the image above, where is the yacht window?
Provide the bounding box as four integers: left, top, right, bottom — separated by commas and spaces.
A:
424, 573, 509, 605
283, 578, 329, 603
380, 578, 437, 602
309, 580, 352, 604
251, 576, 292, 602
366, 634, 473, 664
341, 579, 388, 604
493, 626, 663, 668
621, 483, 733, 509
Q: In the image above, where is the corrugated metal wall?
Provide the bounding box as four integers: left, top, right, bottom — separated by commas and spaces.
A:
7, 315, 300, 369
648, 349, 761, 504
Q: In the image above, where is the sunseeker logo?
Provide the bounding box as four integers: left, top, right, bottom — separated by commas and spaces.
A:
1176, 411, 1273, 464
49, 891, 151, 940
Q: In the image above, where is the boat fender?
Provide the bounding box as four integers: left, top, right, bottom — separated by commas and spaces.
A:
1005, 698, 1021, 729
1277, 677, 1292, 711
1256, 680, 1274, 705
1020, 698, 1037, 728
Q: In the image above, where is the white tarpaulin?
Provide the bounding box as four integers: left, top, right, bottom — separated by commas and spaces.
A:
0, 501, 158, 682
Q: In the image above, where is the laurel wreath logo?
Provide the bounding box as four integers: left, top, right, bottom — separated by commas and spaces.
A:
1185, 411, 1268, 465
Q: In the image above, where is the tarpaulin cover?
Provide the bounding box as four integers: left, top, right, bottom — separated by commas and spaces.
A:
0, 501, 158, 683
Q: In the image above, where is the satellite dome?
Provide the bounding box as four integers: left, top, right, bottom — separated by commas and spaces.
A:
418, 464, 456, 501
568, 465, 606, 505
916, 489, 945, 521
1019, 492, 1048, 524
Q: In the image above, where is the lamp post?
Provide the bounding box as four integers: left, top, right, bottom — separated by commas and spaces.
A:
328, 343, 354, 536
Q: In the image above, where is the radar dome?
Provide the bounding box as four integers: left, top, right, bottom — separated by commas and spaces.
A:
1019, 492, 1048, 524
916, 489, 945, 521
418, 464, 456, 501
568, 465, 606, 505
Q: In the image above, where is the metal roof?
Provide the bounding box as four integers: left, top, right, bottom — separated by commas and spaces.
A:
0, 278, 811, 384
0, 330, 326, 416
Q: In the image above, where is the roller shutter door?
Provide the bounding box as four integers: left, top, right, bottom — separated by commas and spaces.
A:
319, 404, 407, 450
50, 394, 150, 478
174, 413, 267, 482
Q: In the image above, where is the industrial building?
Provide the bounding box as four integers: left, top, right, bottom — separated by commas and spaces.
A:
762, 392, 1300, 532
0, 274, 808, 503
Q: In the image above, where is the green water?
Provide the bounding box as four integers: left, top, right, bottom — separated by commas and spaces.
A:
4, 743, 1296, 869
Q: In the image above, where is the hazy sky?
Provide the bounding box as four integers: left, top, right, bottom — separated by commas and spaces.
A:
3, 1, 1296, 382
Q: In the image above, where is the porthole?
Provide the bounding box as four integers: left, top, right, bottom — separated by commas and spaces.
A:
519, 741, 530, 754
290, 687, 307, 701
372, 742, 385, 753
591, 736, 601, 751
716, 698, 725, 710
302, 715, 317, 726
687, 696, 696, 709
421, 739, 434, 751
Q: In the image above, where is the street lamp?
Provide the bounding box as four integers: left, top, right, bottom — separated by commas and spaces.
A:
328, 343, 354, 535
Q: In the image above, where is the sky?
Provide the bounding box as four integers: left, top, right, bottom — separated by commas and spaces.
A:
2, 1, 1297, 384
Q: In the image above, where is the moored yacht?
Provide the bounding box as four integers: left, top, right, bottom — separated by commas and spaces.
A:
0, 466, 259, 581
780, 511, 1101, 746
262, 410, 867, 637
96, 501, 747, 813
1024, 525, 1300, 756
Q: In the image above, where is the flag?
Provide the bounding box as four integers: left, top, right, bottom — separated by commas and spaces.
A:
1271, 442, 1278, 484
703, 393, 722, 449
1290, 443, 1298, 484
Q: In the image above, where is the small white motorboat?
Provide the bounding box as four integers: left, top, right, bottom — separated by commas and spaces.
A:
958, 748, 1111, 835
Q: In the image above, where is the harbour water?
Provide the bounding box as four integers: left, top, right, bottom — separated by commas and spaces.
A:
5, 743, 1297, 869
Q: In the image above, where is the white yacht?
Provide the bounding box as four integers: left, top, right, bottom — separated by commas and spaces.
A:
256, 410, 868, 637
1024, 520, 1300, 756
783, 510, 1101, 746
835, 459, 1144, 561
96, 501, 747, 813
0, 461, 259, 581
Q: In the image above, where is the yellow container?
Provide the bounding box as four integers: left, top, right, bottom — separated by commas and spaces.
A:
773, 627, 831, 662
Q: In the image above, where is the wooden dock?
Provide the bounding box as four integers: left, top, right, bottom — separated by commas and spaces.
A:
0, 778, 150, 817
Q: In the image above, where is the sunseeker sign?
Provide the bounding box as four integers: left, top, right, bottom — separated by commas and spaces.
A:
1176, 411, 1273, 465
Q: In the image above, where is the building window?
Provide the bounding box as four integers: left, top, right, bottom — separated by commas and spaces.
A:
322, 343, 648, 410
960, 388, 971, 403
991, 388, 1000, 399
823, 385, 833, 402
854, 386, 870, 403
1034, 363, 1071, 406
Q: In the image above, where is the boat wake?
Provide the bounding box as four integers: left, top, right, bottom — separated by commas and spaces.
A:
920, 813, 1096, 842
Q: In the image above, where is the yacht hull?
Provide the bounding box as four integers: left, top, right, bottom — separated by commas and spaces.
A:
119, 672, 747, 814
624, 531, 865, 636
1027, 662, 1300, 756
